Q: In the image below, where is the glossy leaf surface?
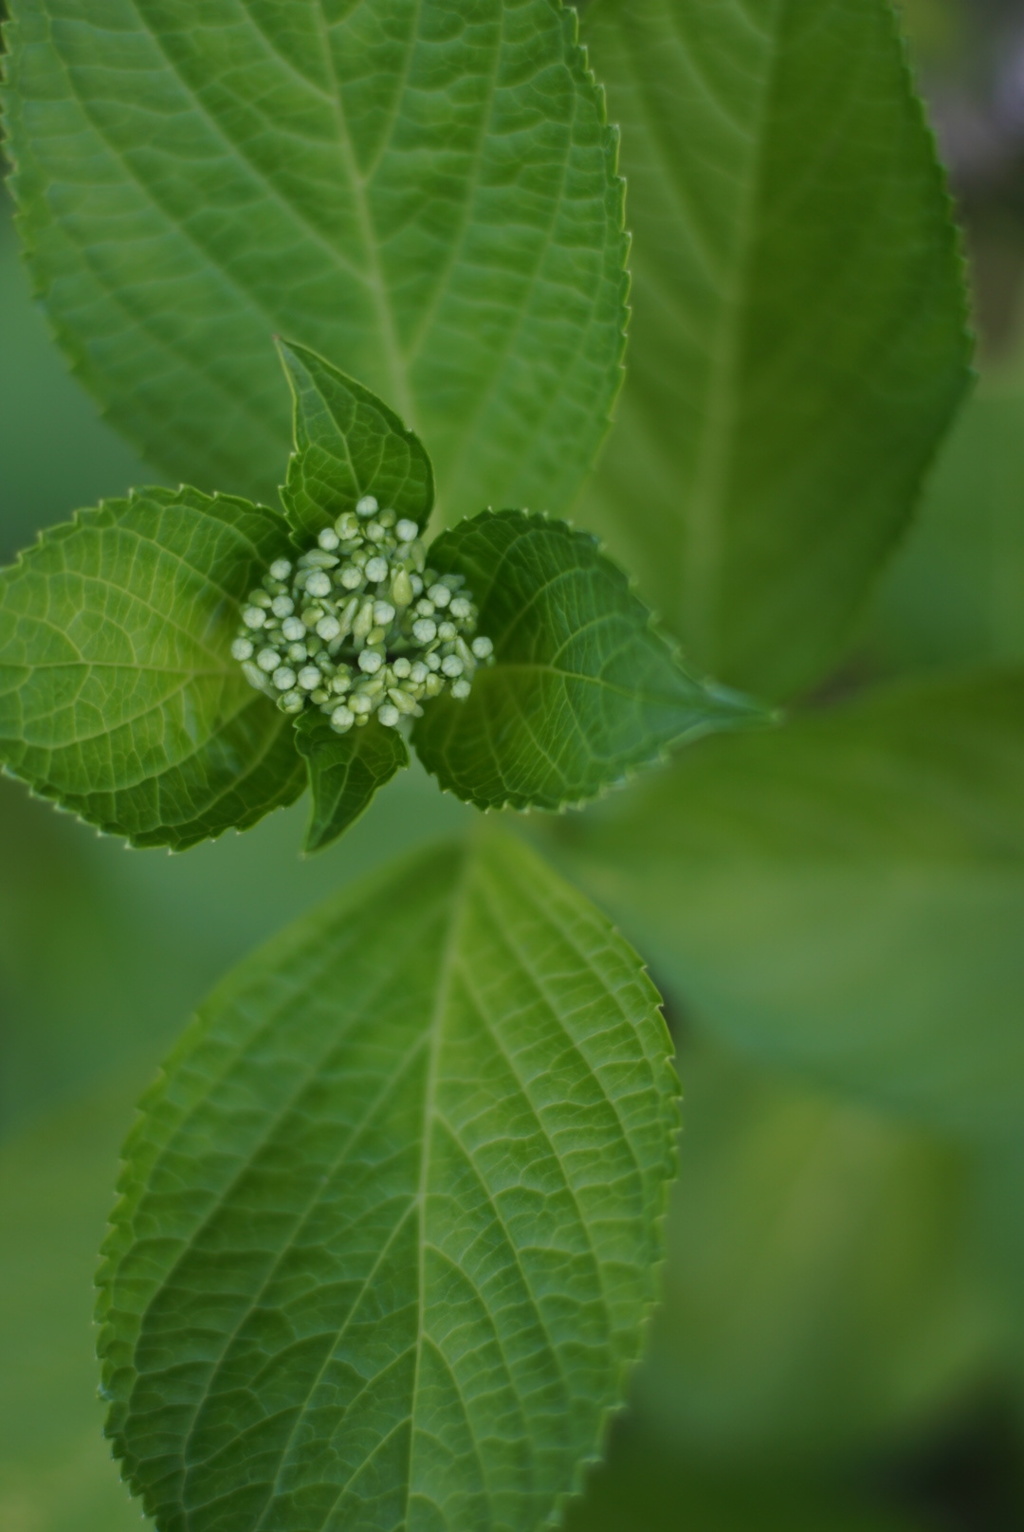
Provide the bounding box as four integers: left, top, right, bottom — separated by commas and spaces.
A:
295, 712, 409, 854
98, 832, 677, 1532
3, 0, 627, 521
0, 486, 305, 848
555, 670, 1024, 1138
279, 341, 433, 541
578, 0, 970, 698
414, 511, 768, 810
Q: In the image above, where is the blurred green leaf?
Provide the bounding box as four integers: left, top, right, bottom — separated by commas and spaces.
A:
578, 0, 970, 699
629, 1038, 994, 1465
0, 1075, 145, 1532
0, 485, 305, 848
279, 341, 433, 542
99, 831, 677, 1532
554, 669, 1024, 1138
3, 0, 627, 521
564, 1425, 934, 1532
867, 368, 1024, 672
0, 201, 149, 562
414, 510, 768, 810
295, 710, 408, 854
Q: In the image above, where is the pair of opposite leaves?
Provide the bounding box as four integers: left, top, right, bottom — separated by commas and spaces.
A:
0, 341, 765, 854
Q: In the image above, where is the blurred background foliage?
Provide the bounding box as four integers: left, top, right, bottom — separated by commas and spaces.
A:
2, 1, 1024, 1528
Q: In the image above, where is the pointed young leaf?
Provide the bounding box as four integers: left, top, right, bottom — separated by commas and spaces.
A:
279, 341, 433, 541
0, 487, 304, 848
578, 0, 971, 699
294, 711, 409, 855
3, 0, 628, 521
98, 832, 677, 1532
413, 511, 769, 811
556, 670, 1024, 1139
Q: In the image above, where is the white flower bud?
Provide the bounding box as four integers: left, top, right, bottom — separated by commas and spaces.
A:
316, 615, 341, 641
410, 574, 424, 596
391, 656, 412, 679
242, 606, 266, 630
412, 618, 437, 643
335, 512, 359, 538
471, 636, 494, 659
318, 527, 340, 551
269, 558, 292, 581
356, 494, 379, 517
337, 564, 362, 590
395, 518, 418, 542
286, 643, 308, 663
365, 556, 389, 582
437, 621, 457, 642
257, 647, 280, 672
231, 637, 254, 661
331, 671, 352, 694
391, 569, 413, 606
428, 584, 451, 608
415, 598, 435, 617
378, 704, 401, 727
242, 661, 268, 691
297, 666, 322, 690
330, 705, 355, 732
282, 616, 306, 642
279, 690, 305, 713
271, 595, 294, 618
451, 678, 471, 700
425, 650, 442, 671
373, 601, 396, 626
349, 692, 373, 715
449, 597, 472, 619
441, 653, 464, 678
358, 649, 384, 675
305, 570, 332, 598
272, 666, 297, 691
410, 660, 429, 684
366, 521, 386, 543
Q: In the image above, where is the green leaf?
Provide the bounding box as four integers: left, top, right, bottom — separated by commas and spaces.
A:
98, 831, 677, 1532
565, 1430, 935, 1532
629, 1038, 993, 1465
278, 340, 433, 542
554, 670, 1024, 1139
3, 0, 628, 522
295, 711, 409, 855
867, 363, 1024, 672
413, 510, 768, 810
0, 485, 305, 848
578, 0, 970, 699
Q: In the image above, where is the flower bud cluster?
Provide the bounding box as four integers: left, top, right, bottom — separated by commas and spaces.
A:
232, 496, 494, 734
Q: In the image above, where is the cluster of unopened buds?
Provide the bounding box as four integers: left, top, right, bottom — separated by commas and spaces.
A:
232, 496, 494, 734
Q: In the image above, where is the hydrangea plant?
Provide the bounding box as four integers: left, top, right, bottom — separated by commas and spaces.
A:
0, 0, 997, 1530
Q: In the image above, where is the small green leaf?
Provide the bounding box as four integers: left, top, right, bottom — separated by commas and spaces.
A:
98, 830, 677, 1532
413, 510, 768, 810
3, 0, 628, 522
294, 711, 409, 855
0, 486, 304, 848
555, 669, 1024, 1139
578, 0, 971, 699
278, 341, 433, 541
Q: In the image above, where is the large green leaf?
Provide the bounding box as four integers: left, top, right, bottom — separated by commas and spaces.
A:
564, 1429, 934, 1532
413, 510, 768, 810
578, 0, 970, 699
628, 1038, 994, 1465
295, 711, 409, 854
98, 831, 677, 1532
3, 0, 627, 521
279, 341, 433, 541
553, 670, 1024, 1138
867, 364, 1024, 673
0, 486, 305, 848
